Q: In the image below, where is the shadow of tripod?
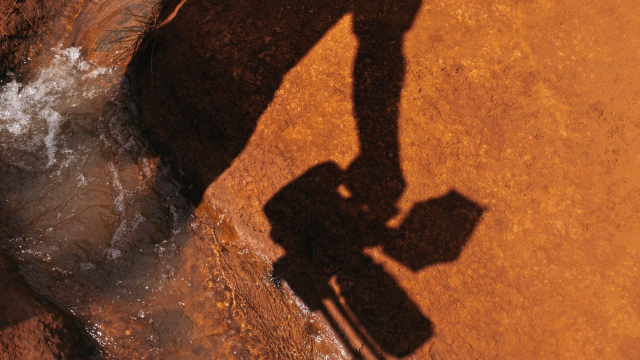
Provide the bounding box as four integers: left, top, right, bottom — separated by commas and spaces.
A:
265, 4, 484, 358
266, 164, 483, 358
127, 0, 484, 357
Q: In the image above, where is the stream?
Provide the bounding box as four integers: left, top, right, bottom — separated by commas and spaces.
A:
0, 0, 343, 358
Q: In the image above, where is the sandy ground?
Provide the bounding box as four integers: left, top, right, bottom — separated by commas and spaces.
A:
128, 0, 640, 358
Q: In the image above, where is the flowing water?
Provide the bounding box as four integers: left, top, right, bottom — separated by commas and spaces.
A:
0, 1, 344, 358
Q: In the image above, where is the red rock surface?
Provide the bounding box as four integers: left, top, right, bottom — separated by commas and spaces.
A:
0, 0, 65, 73
128, 0, 640, 358
0, 254, 97, 359
3, 0, 640, 357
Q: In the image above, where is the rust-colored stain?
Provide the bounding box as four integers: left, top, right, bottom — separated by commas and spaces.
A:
127, 0, 640, 358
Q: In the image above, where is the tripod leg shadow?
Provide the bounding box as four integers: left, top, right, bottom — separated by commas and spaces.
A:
266, 162, 483, 357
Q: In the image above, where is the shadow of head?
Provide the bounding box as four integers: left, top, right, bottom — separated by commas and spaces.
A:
265, 162, 483, 356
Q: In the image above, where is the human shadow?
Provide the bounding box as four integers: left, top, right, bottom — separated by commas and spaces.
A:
265, 164, 483, 357
127, 0, 353, 204
127, 0, 484, 357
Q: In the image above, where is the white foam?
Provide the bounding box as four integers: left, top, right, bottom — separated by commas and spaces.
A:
0, 47, 113, 167
112, 212, 145, 246
0, 82, 31, 134
42, 107, 61, 165
77, 173, 88, 186
108, 162, 127, 214
105, 247, 122, 260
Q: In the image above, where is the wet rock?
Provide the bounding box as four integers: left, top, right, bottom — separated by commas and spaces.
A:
0, 0, 65, 74
0, 253, 99, 359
